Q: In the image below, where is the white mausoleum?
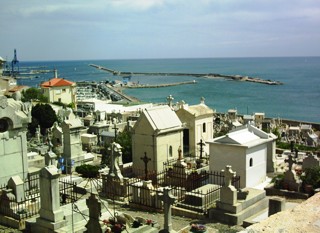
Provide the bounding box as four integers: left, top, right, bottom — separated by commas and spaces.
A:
207, 124, 277, 188
0, 95, 31, 185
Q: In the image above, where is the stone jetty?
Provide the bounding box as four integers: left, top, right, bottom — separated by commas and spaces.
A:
89, 64, 283, 85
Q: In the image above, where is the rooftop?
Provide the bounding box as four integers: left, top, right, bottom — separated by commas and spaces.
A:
41, 78, 75, 87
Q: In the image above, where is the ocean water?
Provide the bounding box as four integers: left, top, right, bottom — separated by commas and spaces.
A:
17, 57, 320, 123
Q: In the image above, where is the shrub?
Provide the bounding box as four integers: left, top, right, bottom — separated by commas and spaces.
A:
301, 166, 320, 189
75, 164, 99, 178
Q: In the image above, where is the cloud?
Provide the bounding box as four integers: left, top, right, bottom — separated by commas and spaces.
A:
0, 0, 319, 60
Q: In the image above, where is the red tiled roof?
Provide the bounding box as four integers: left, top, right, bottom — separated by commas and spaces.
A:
41, 78, 75, 87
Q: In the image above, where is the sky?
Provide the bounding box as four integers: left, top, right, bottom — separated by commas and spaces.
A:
0, 0, 319, 61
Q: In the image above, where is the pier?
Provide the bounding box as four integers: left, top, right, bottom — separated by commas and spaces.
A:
89, 64, 283, 85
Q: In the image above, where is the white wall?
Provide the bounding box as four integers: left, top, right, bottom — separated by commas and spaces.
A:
246, 144, 267, 187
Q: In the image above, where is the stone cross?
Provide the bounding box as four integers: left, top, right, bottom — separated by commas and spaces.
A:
177, 146, 182, 160
159, 187, 177, 233
140, 152, 151, 180
112, 119, 119, 141
285, 154, 295, 171
222, 165, 236, 187
290, 140, 295, 152
197, 139, 205, 159
85, 193, 102, 233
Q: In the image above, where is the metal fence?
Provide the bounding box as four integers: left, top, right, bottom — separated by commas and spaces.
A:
0, 173, 94, 221
0, 174, 41, 221
125, 169, 240, 214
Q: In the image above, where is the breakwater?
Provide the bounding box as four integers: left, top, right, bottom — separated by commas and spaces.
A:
89, 64, 283, 85
126, 80, 197, 88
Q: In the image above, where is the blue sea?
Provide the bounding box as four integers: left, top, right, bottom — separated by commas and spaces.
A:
17, 57, 320, 123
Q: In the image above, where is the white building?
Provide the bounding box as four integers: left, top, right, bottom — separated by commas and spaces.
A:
207, 124, 277, 188
175, 98, 215, 157
40, 70, 76, 105
132, 105, 184, 173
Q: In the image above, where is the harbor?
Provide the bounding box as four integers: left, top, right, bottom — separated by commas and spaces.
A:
89, 64, 283, 85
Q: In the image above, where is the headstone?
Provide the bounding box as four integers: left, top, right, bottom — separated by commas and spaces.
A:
302, 153, 320, 170
7, 176, 24, 202
35, 165, 66, 232
45, 150, 57, 166
268, 197, 285, 216
158, 187, 177, 233
85, 193, 103, 233
220, 165, 237, 205
283, 155, 302, 191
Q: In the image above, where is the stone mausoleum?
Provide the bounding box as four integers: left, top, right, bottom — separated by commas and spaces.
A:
0, 94, 31, 185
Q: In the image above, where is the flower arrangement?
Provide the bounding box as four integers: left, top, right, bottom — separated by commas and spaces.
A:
190, 223, 207, 233
103, 218, 125, 233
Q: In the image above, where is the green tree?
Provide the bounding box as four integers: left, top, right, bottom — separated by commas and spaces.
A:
115, 127, 132, 163
22, 87, 48, 102
30, 103, 57, 135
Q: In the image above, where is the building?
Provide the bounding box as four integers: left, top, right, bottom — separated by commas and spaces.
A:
175, 98, 215, 157
0, 94, 31, 185
132, 105, 184, 173
40, 69, 76, 105
207, 124, 277, 188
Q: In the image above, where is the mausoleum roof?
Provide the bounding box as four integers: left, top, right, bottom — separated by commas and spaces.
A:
209, 124, 274, 147
180, 103, 214, 117
143, 105, 183, 132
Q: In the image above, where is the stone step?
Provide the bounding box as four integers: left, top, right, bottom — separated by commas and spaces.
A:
209, 197, 269, 225
242, 208, 269, 228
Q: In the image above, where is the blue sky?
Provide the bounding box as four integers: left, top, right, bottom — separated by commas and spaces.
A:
0, 0, 319, 61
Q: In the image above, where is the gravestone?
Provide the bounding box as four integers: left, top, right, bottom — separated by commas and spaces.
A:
131, 180, 158, 207
220, 165, 237, 205
302, 153, 320, 170
7, 175, 24, 202
45, 150, 57, 166
103, 142, 128, 200
158, 187, 177, 233
85, 193, 103, 233
283, 155, 301, 191
34, 165, 66, 232
210, 165, 268, 225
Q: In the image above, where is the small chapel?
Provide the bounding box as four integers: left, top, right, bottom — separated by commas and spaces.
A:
131, 105, 184, 174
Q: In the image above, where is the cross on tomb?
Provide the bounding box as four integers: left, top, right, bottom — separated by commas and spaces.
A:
85, 193, 102, 233
285, 154, 295, 171
112, 120, 119, 141
140, 152, 151, 180
159, 187, 177, 232
197, 139, 206, 159
178, 146, 182, 160
222, 165, 236, 187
